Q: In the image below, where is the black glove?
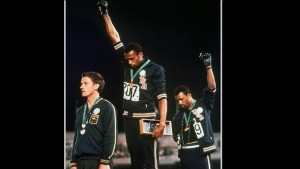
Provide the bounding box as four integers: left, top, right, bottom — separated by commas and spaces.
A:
199, 52, 212, 66
97, 1, 108, 15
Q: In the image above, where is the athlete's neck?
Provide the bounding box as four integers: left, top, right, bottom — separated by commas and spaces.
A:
87, 93, 100, 108
136, 57, 145, 67
188, 98, 195, 110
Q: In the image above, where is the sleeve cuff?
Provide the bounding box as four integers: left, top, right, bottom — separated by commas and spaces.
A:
70, 162, 77, 167
114, 41, 124, 50
206, 87, 216, 93
157, 93, 167, 100
100, 159, 110, 165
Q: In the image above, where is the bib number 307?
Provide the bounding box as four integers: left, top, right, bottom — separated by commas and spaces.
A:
124, 82, 140, 101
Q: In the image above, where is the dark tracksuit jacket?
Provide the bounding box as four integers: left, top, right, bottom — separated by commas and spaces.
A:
173, 88, 217, 157
114, 41, 167, 117
70, 98, 117, 165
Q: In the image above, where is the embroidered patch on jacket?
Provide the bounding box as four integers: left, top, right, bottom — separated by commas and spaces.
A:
89, 114, 99, 124
192, 107, 204, 121
139, 70, 147, 90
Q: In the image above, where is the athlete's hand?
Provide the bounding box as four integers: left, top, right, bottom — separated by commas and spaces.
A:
98, 164, 110, 169
152, 124, 165, 138
199, 52, 212, 66
70, 166, 77, 169
97, 1, 108, 15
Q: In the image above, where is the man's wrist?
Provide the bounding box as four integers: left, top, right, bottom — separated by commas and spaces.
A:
159, 122, 166, 128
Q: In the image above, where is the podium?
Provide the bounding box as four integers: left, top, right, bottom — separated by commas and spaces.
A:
139, 119, 173, 136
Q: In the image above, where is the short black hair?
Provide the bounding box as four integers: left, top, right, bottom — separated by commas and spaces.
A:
174, 85, 191, 96
124, 42, 143, 54
82, 71, 105, 93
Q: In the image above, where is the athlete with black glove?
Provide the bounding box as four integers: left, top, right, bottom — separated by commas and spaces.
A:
172, 53, 217, 169
97, 1, 168, 169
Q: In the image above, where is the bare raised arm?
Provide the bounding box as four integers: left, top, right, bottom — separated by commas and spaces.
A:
97, 1, 121, 44
102, 15, 121, 44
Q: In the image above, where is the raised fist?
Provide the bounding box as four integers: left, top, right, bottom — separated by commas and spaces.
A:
199, 52, 212, 66
97, 1, 108, 15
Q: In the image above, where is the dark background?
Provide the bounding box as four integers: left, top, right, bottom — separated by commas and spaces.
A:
66, 0, 221, 132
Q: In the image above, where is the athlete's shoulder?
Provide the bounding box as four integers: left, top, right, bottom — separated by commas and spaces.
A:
99, 98, 116, 108
147, 60, 165, 71
173, 111, 181, 121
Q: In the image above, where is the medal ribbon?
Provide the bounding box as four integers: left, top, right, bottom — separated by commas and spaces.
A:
82, 97, 102, 126
183, 100, 196, 127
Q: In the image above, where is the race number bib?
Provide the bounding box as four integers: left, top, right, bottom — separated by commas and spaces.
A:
124, 82, 140, 101
193, 118, 204, 139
